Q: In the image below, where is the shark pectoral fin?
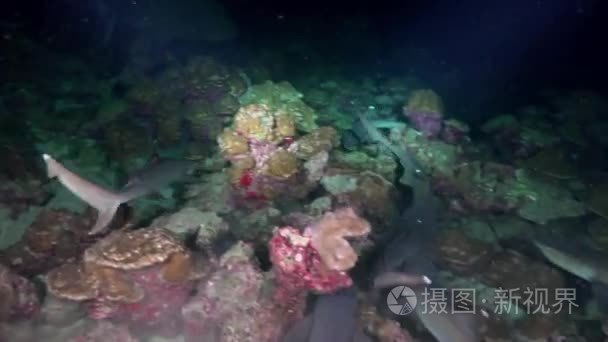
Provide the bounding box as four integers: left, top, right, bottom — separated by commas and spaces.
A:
89, 202, 120, 235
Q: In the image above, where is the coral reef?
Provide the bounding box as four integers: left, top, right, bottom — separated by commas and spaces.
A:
0, 208, 103, 276
269, 226, 354, 295
403, 89, 444, 138
388, 123, 463, 178
182, 241, 297, 342
431, 159, 585, 223
4, 29, 607, 342
331, 150, 399, 181
441, 118, 470, 144
289, 126, 339, 160
269, 208, 370, 315
321, 169, 401, 230
523, 147, 578, 180
152, 207, 229, 247
45, 228, 204, 336
307, 207, 371, 271
0, 263, 40, 322
435, 230, 494, 275
432, 161, 522, 213
480, 114, 560, 159
514, 170, 586, 224
218, 103, 334, 202
435, 230, 567, 340
239, 81, 318, 133
121, 56, 248, 150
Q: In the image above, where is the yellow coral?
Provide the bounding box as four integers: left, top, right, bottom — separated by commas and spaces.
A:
405, 89, 444, 114
162, 252, 193, 283
218, 128, 249, 156
275, 110, 296, 139
234, 104, 275, 141
265, 149, 299, 179
292, 126, 338, 159
239, 81, 318, 132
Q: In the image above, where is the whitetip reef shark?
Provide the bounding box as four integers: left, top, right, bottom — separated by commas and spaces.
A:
281, 287, 372, 342
534, 239, 608, 312
42, 153, 192, 235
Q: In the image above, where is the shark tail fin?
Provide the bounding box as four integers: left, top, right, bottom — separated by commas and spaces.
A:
89, 201, 121, 235
42, 153, 126, 235
42, 154, 60, 178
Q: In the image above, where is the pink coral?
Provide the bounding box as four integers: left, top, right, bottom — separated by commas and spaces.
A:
268, 227, 353, 308
406, 111, 443, 138
86, 264, 193, 336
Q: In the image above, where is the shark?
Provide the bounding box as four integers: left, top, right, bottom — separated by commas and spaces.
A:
42, 153, 192, 235
372, 176, 483, 342
534, 239, 608, 312
534, 240, 608, 284
281, 287, 371, 342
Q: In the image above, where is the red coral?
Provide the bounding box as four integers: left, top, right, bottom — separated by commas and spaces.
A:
268, 227, 352, 307
239, 169, 254, 188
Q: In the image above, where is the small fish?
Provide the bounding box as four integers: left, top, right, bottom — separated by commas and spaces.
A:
42, 153, 192, 234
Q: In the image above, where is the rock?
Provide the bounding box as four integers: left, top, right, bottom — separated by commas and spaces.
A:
153, 207, 213, 241
195, 212, 230, 249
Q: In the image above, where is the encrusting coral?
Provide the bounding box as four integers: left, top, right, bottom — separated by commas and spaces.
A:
239, 80, 318, 133
218, 102, 336, 201
403, 89, 444, 138
0, 263, 40, 322
268, 207, 370, 313
45, 228, 204, 335
307, 207, 371, 272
